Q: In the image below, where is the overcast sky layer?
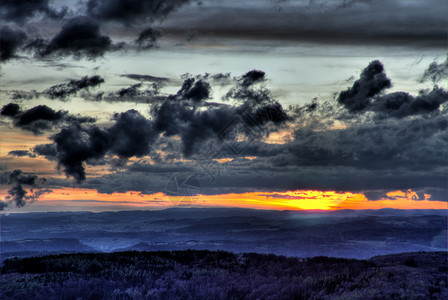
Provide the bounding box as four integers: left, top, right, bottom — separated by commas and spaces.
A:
0, 0, 447, 212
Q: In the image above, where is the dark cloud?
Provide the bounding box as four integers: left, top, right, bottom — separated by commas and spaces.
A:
338, 61, 448, 118
106, 109, 157, 158
0, 26, 27, 61
371, 87, 448, 118
94, 82, 164, 103
86, 0, 192, 25
239, 70, 266, 87
51, 124, 111, 182
0, 170, 47, 211
32, 63, 447, 199
76, 156, 447, 199
0, 103, 20, 117
211, 73, 232, 85
33, 143, 57, 160
364, 191, 388, 201
0, 0, 66, 24
363, 188, 447, 202
285, 113, 447, 171
421, 56, 448, 83
10, 105, 67, 134
44, 75, 105, 101
136, 27, 163, 49
11, 90, 39, 100
40, 17, 113, 59
161, 0, 448, 48
337, 60, 391, 112
176, 78, 211, 102
5, 75, 104, 102
8, 150, 35, 158
117, 83, 147, 98
0, 103, 96, 134
51, 110, 157, 182
151, 74, 289, 156
120, 73, 170, 83
44, 72, 290, 182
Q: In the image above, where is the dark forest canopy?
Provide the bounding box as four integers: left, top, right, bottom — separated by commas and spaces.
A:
2, 250, 447, 299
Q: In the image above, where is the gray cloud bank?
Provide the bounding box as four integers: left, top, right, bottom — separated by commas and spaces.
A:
5, 60, 445, 202
1, 0, 447, 62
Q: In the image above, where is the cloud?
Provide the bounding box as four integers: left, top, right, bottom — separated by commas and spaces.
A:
421, 56, 448, 83
86, 0, 193, 25
160, 0, 448, 48
0, 170, 48, 211
0, 26, 27, 61
29, 62, 447, 199
4, 75, 104, 102
40, 17, 114, 59
120, 74, 170, 83
177, 78, 211, 102
337, 60, 391, 112
0, 103, 96, 134
11, 105, 68, 134
337, 60, 448, 118
44, 75, 104, 101
51, 124, 111, 182
33, 143, 57, 160
106, 109, 158, 158
238, 70, 266, 87
152, 75, 289, 156
8, 150, 36, 158
363, 188, 448, 202
42, 71, 290, 182
0, 0, 66, 24
136, 27, 163, 49
0, 103, 21, 117
51, 110, 157, 182
91, 82, 164, 103
11, 90, 39, 100
371, 87, 448, 118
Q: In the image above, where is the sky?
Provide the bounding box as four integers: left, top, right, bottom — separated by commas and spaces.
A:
0, 0, 447, 212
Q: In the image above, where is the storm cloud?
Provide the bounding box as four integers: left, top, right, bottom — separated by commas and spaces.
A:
120, 73, 170, 83
371, 87, 448, 118
160, 0, 448, 48
0, 170, 48, 211
50, 109, 157, 182
86, 0, 193, 25
16, 61, 448, 202
41, 72, 290, 182
0, 0, 66, 24
338, 60, 448, 118
8, 150, 35, 158
0, 103, 96, 134
0, 26, 27, 61
421, 56, 448, 83
44, 75, 105, 101
337, 60, 391, 112
40, 17, 113, 59
136, 27, 163, 49
33, 143, 57, 160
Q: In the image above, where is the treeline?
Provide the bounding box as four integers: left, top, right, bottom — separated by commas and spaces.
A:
1, 250, 447, 299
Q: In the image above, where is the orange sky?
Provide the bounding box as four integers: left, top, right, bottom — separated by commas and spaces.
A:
15, 187, 445, 211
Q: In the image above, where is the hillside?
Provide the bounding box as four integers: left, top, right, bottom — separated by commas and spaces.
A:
1, 250, 446, 299
2, 208, 446, 259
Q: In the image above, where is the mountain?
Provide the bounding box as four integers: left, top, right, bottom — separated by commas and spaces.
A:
1, 208, 446, 259
0, 238, 96, 259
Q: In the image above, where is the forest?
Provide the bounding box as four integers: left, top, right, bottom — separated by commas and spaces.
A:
1, 250, 446, 299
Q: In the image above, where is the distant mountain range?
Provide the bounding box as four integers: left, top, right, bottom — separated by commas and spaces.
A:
1, 207, 446, 260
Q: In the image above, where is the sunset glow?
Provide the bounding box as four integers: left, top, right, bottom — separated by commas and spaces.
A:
11, 187, 443, 212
